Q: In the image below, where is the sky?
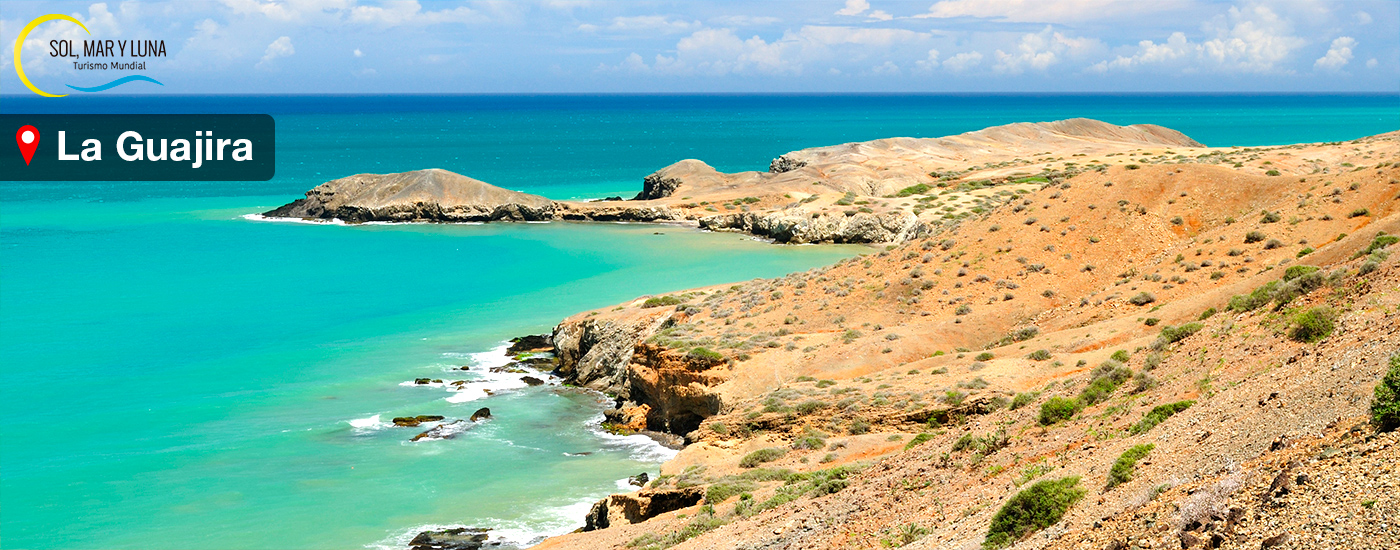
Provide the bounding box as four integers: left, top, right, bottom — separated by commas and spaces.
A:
2, 0, 1397, 94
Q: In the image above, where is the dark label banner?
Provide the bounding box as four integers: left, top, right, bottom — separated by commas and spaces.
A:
2, 114, 275, 181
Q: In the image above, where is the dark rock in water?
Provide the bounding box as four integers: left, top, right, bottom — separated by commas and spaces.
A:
415, 378, 432, 385
393, 415, 446, 427
521, 376, 544, 387
490, 364, 529, 374
583, 487, 704, 531
432, 379, 443, 383
459, 365, 471, 371
519, 356, 558, 368
506, 334, 551, 354
628, 472, 649, 487
470, 408, 492, 422
411, 420, 464, 442
409, 527, 490, 550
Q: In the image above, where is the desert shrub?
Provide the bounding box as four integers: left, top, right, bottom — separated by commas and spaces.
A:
1079, 363, 1133, 405
1283, 265, 1319, 281
1264, 169, 1281, 176
705, 479, 756, 504
1244, 231, 1266, 244
709, 422, 728, 436
1010, 391, 1040, 410
1371, 354, 1400, 432
942, 390, 966, 405
1130, 371, 1158, 394
1353, 232, 1398, 260
1263, 239, 1284, 250
1027, 349, 1052, 361
1156, 323, 1204, 345
904, 432, 935, 450
739, 448, 787, 468
1198, 307, 1217, 320
1229, 281, 1278, 312
1107, 444, 1155, 489
1129, 400, 1194, 434
1128, 292, 1156, 306
1125, 164, 1140, 170
975, 352, 995, 361
1144, 318, 1160, 326
1143, 352, 1163, 371
1008, 326, 1040, 342
1110, 350, 1131, 363
1297, 247, 1314, 257
951, 430, 1009, 457
848, 418, 870, 435
1349, 208, 1370, 218
982, 477, 1085, 550
1039, 397, 1082, 425
1289, 306, 1336, 343
643, 295, 683, 308
795, 400, 827, 414
1259, 210, 1281, 223
815, 379, 836, 388
792, 433, 826, 450
688, 347, 725, 362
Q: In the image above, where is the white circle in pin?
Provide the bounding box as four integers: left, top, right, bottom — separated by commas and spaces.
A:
22, 130, 35, 144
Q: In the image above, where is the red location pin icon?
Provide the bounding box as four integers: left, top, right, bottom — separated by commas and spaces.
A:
16, 125, 40, 166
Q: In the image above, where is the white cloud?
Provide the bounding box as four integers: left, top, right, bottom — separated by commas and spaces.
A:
868, 10, 893, 21
914, 48, 940, 72
942, 51, 983, 72
709, 15, 781, 27
835, 0, 869, 17
1354, 11, 1372, 25
348, 1, 483, 26
917, 0, 1187, 23
1366, 58, 1377, 68
1314, 36, 1355, 71
1090, 4, 1305, 74
611, 25, 932, 76
871, 60, 900, 74
256, 35, 294, 69
600, 15, 699, 35
353, 48, 363, 57
993, 26, 1102, 74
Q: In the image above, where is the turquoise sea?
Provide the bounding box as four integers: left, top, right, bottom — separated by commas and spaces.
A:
2, 94, 1397, 549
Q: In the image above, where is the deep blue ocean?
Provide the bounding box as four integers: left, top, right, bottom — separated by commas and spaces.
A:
1, 94, 1396, 549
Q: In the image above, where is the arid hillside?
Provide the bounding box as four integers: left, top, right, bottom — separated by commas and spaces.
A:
537, 129, 1400, 550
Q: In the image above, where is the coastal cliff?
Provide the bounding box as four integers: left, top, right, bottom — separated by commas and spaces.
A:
534, 128, 1400, 550
265, 119, 1217, 244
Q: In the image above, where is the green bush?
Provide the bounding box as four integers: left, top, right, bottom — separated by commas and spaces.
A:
1199, 307, 1217, 320
982, 477, 1086, 549
1106, 444, 1154, 489
644, 295, 683, 307
739, 448, 787, 468
1157, 323, 1204, 345
1110, 350, 1130, 363
795, 400, 827, 414
1244, 231, 1267, 244
1229, 281, 1278, 312
1372, 354, 1400, 432
1128, 292, 1156, 306
1079, 363, 1132, 406
1354, 233, 1398, 259
975, 352, 995, 361
705, 479, 756, 504
1027, 349, 1052, 361
1039, 397, 1082, 425
688, 347, 725, 362
1010, 392, 1040, 410
1289, 306, 1336, 343
1129, 400, 1194, 434
904, 432, 935, 450
1284, 265, 1319, 281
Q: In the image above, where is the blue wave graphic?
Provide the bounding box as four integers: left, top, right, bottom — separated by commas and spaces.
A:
66, 75, 164, 93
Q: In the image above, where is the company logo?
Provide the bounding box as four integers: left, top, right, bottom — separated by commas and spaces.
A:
13, 14, 165, 97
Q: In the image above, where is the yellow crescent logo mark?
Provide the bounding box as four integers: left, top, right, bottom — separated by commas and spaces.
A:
14, 14, 91, 98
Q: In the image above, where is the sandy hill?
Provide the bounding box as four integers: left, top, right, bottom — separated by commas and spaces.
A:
534, 128, 1400, 550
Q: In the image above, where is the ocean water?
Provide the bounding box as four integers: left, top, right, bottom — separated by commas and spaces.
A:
1, 94, 1397, 550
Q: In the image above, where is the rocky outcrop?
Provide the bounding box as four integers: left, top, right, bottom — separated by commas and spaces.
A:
392, 415, 445, 427
553, 202, 683, 222
552, 309, 679, 397
626, 344, 728, 434
768, 155, 807, 173
469, 407, 491, 422
506, 334, 551, 354
409, 527, 489, 550
263, 169, 556, 222
699, 210, 924, 244
582, 487, 704, 531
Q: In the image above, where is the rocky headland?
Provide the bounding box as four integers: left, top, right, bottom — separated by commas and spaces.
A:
266, 119, 1205, 244
524, 126, 1400, 549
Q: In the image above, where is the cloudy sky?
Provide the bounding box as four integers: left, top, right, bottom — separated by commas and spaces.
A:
2, 0, 1397, 94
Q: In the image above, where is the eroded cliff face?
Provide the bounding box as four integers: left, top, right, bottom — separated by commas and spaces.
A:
552, 310, 730, 436
698, 210, 924, 244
